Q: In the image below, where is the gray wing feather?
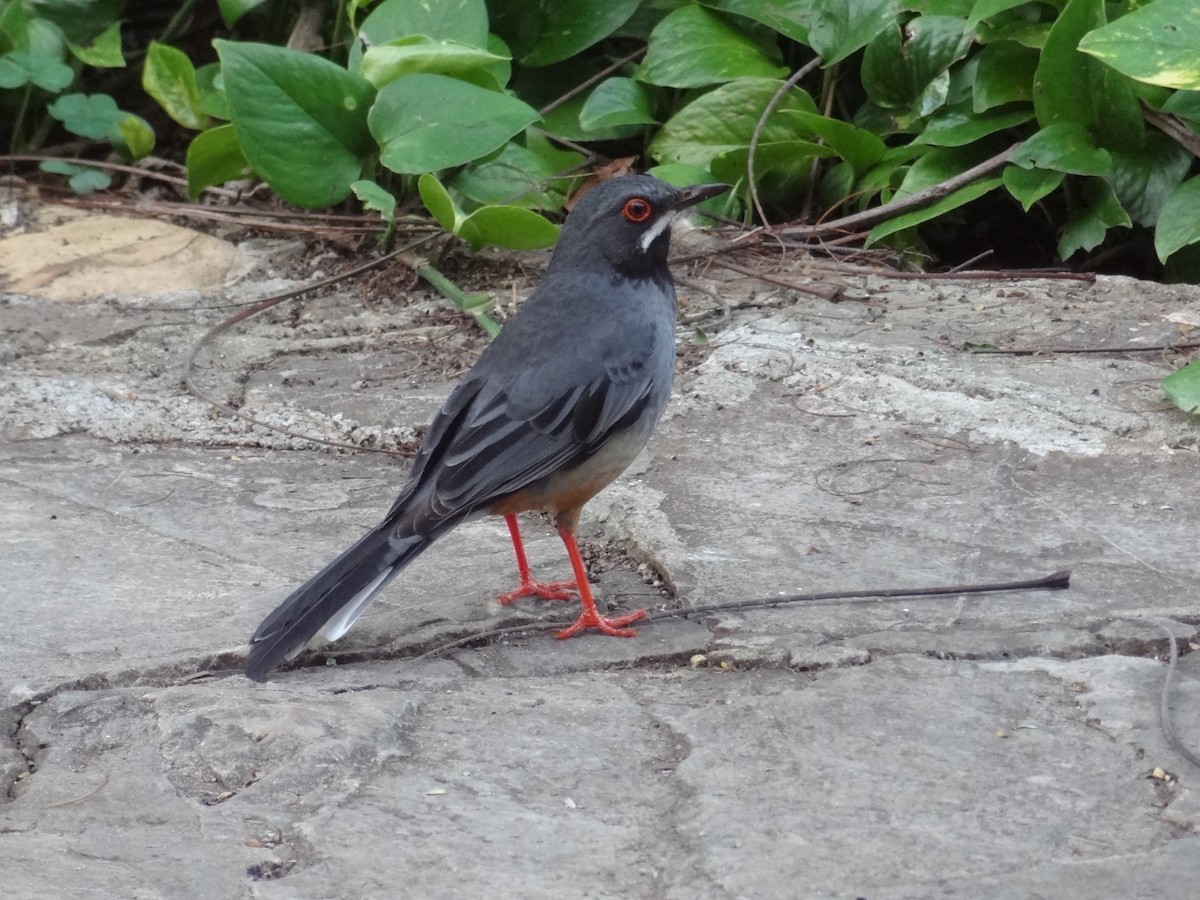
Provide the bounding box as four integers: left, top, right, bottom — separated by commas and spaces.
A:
401, 329, 661, 529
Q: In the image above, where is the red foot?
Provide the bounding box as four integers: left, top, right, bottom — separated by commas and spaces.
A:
555, 606, 647, 640
496, 578, 578, 606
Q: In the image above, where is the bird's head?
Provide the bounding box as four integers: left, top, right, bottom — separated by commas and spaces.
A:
550, 175, 728, 279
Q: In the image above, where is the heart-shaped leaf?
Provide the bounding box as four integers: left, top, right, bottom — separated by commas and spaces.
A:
371, 73, 539, 174
215, 40, 376, 208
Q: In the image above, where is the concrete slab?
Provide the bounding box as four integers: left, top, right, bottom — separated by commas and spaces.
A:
2, 225, 1198, 897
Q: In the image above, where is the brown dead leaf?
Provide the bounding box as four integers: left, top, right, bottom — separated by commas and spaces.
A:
564, 157, 639, 211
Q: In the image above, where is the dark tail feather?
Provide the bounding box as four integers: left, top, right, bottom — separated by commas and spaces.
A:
245, 523, 432, 681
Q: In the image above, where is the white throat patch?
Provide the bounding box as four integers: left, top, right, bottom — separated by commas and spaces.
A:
638, 210, 679, 252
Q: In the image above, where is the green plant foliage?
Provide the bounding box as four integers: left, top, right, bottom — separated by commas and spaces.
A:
1033, 0, 1103, 130
1163, 360, 1200, 414
1012, 124, 1112, 177
185, 124, 250, 199
39, 159, 111, 193
650, 78, 818, 169
1154, 176, 1200, 262
0, 48, 72, 90
68, 22, 124, 68
143, 42, 206, 130
218, 0, 269, 30
638, 6, 786, 88
418, 173, 559, 251
1079, 0, 1200, 90
7, 0, 1200, 274
215, 40, 377, 207
806, 0, 897, 66
513, 0, 641, 66
360, 36, 509, 89
1058, 179, 1130, 259
579, 77, 658, 130
369, 73, 539, 174
360, 0, 489, 49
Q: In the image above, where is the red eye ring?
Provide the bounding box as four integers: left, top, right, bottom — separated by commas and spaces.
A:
621, 197, 654, 223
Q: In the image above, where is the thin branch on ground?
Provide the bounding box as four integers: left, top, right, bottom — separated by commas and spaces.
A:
777, 144, 1019, 241
0, 153, 207, 192
707, 255, 845, 302
409, 570, 1072, 661
1153, 619, 1200, 771
968, 339, 1200, 356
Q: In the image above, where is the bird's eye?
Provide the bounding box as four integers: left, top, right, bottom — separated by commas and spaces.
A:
621, 197, 654, 223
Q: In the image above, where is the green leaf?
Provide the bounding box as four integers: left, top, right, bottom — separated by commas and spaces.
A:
1002, 165, 1063, 211
451, 141, 564, 210
143, 42, 206, 131
1033, 0, 1102, 129
1162, 360, 1200, 414
195, 63, 230, 120
360, 35, 509, 89
418, 173, 461, 231
862, 16, 972, 113
39, 160, 112, 194
216, 40, 376, 208
114, 115, 155, 160
807, 0, 898, 66
524, 129, 585, 177
47, 92, 123, 139
458, 205, 559, 251
18, 0, 121, 45
779, 110, 887, 174
218, 0, 268, 29
483, 34, 513, 89
650, 77, 818, 169
914, 104, 1033, 147
579, 77, 659, 131
1078, 0, 1200, 90
359, 0, 489, 48
351, 179, 397, 224
1012, 123, 1112, 176
417, 172, 559, 251
712, 140, 835, 201
1058, 178, 1130, 259
966, 0, 1030, 31
1162, 90, 1200, 124
68, 21, 124, 68
893, 146, 986, 194
701, 0, 812, 43
185, 125, 250, 199
370, 73, 540, 174
638, 6, 785, 89
520, 0, 641, 66
1107, 135, 1191, 227
1090, 54, 1145, 152
976, 18, 1051, 50
868, 177, 1003, 243
0, 48, 73, 91
1154, 176, 1200, 262
972, 40, 1037, 112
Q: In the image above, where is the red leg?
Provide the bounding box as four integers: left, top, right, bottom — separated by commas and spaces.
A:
553, 524, 646, 639
495, 514, 578, 605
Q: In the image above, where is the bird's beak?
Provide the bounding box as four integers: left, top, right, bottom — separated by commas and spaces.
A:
672, 183, 730, 210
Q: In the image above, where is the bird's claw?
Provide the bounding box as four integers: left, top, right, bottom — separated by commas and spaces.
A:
496, 578, 578, 605
555, 606, 647, 639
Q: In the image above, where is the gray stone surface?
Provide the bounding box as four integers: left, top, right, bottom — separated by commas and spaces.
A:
2, 220, 1199, 898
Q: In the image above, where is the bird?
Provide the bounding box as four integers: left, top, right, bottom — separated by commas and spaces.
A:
245, 174, 729, 681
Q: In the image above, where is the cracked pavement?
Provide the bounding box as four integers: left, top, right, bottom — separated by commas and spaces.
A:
2, 212, 1199, 898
